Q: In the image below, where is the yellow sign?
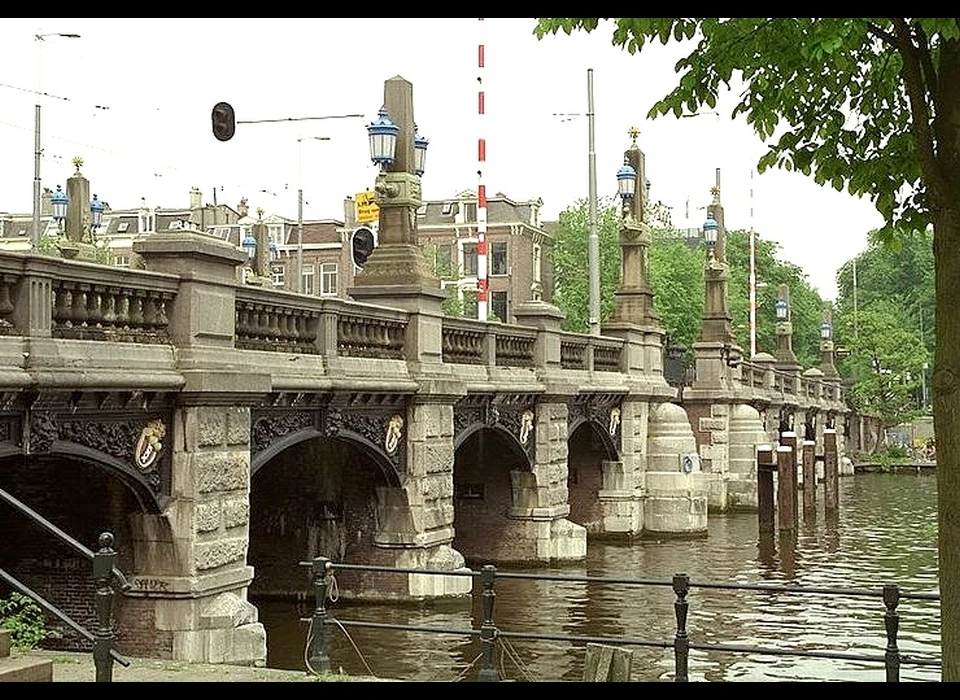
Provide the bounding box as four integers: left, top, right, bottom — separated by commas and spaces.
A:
355, 191, 379, 224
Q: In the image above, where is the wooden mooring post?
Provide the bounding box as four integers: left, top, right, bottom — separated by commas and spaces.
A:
776, 445, 795, 532
823, 428, 839, 513
780, 431, 799, 526
802, 439, 816, 521
756, 445, 776, 533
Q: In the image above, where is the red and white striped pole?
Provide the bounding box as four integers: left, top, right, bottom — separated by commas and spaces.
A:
476, 17, 488, 321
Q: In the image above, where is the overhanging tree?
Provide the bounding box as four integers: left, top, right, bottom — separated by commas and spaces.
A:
535, 17, 959, 680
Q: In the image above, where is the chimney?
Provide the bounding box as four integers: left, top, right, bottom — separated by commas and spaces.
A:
238, 198, 249, 218
189, 187, 202, 210
343, 197, 356, 227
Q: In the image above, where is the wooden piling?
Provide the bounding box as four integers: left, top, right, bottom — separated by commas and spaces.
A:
756, 445, 776, 533
780, 431, 799, 527
824, 428, 839, 512
802, 439, 816, 520
776, 445, 795, 532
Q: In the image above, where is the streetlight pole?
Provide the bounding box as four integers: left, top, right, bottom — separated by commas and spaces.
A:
587, 68, 600, 336
296, 136, 330, 294
32, 31, 80, 252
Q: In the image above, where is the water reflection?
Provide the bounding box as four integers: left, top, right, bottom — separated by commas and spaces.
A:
254, 472, 940, 682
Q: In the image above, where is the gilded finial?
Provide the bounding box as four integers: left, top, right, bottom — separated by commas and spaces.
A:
628, 126, 640, 145
72, 156, 83, 173
710, 185, 720, 204
256, 207, 264, 221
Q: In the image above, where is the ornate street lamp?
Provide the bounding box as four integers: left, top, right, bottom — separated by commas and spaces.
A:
820, 320, 832, 340
616, 159, 637, 200
776, 298, 789, 321
90, 193, 104, 229
51, 185, 68, 230
367, 107, 399, 169
242, 232, 257, 261
413, 125, 429, 177
702, 215, 718, 249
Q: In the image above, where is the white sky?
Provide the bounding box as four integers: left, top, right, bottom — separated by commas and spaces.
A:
0, 18, 885, 300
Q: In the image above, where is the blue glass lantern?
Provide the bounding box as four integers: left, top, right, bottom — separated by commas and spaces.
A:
51, 185, 68, 226
90, 194, 104, 229
617, 160, 637, 200
776, 298, 789, 321
702, 216, 718, 248
820, 320, 832, 340
367, 107, 399, 168
414, 125, 429, 176
242, 232, 256, 261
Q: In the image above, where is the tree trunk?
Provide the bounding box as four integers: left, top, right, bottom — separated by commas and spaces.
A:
932, 202, 960, 682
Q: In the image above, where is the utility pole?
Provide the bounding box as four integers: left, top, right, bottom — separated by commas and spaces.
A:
587, 68, 600, 336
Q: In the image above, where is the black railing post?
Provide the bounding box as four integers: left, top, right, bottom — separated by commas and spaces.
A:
883, 584, 901, 682
307, 556, 332, 675
672, 572, 689, 682
477, 564, 499, 682
91, 532, 116, 683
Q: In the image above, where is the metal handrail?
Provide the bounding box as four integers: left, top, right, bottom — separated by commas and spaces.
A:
299, 557, 941, 682
0, 485, 130, 681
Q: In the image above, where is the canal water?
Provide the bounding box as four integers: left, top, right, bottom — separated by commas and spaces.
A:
253, 471, 941, 682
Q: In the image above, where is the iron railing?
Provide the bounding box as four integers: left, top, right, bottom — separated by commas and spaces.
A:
0, 486, 130, 682
297, 557, 941, 682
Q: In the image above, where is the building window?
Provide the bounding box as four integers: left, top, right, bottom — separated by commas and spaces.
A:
320, 262, 338, 296
441, 201, 454, 215
272, 263, 285, 288
463, 288, 478, 319
302, 264, 315, 295
463, 242, 478, 276
268, 224, 285, 247
491, 241, 507, 275
492, 291, 508, 323
116, 222, 129, 233
114, 255, 130, 269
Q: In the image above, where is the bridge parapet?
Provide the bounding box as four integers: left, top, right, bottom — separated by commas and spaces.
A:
0, 252, 181, 343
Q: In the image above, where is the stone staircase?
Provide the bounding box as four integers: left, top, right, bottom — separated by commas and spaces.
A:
0, 629, 53, 682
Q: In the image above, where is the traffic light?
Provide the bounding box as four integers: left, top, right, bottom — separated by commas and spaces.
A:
351, 226, 376, 269
211, 102, 235, 142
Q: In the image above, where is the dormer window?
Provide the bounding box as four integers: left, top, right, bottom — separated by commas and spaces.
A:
441, 201, 454, 215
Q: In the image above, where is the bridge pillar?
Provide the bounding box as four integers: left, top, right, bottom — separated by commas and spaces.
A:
125, 404, 266, 665
383, 400, 472, 598
645, 402, 707, 537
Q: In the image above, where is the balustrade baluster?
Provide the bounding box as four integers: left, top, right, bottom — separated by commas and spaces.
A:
72, 285, 90, 332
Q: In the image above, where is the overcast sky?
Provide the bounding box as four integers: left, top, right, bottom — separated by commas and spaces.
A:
0, 18, 885, 299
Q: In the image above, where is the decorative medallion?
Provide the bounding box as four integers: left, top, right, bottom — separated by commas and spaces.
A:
385, 413, 404, 455
608, 407, 621, 437
134, 419, 165, 472
519, 409, 534, 446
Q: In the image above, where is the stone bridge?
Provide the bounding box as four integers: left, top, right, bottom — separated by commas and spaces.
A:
0, 77, 849, 666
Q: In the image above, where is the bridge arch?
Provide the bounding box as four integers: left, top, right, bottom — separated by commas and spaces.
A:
452, 425, 533, 564
566, 419, 620, 534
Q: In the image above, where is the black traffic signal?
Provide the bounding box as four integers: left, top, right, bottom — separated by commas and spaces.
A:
212, 102, 235, 142
351, 227, 376, 268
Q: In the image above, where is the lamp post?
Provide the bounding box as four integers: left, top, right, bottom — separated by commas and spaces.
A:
702, 215, 718, 253
32, 31, 80, 251
90, 194, 104, 230
51, 184, 68, 231
297, 136, 331, 294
